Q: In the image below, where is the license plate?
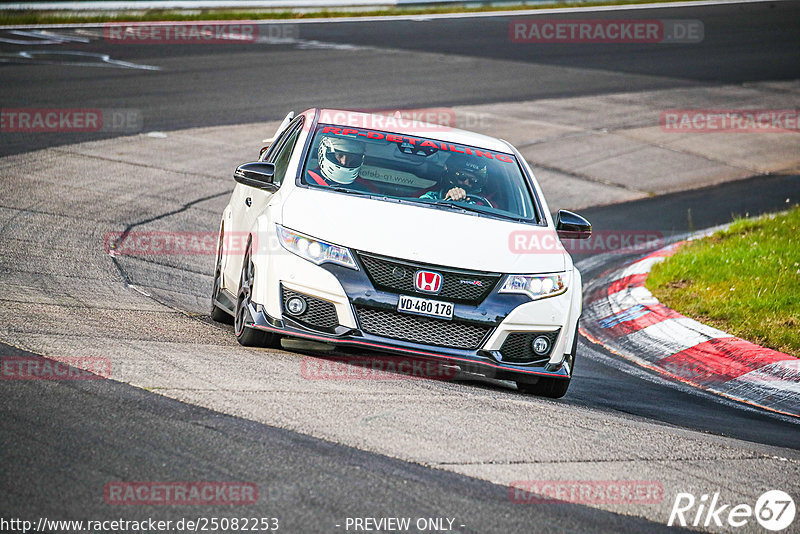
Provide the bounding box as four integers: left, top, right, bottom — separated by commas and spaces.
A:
397, 295, 454, 320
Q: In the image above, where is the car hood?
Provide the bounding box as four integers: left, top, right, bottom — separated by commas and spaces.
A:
281, 187, 566, 273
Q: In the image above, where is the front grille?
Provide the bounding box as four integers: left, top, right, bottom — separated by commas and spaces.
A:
499, 330, 560, 364
355, 306, 491, 350
282, 286, 339, 332
357, 252, 501, 305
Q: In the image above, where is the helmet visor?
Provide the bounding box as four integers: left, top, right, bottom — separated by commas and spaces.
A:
328, 150, 364, 169
452, 170, 485, 188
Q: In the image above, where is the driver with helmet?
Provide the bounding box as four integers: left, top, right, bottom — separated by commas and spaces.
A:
306, 136, 377, 192
419, 153, 492, 206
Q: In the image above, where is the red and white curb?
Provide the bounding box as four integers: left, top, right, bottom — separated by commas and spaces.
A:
580, 242, 799, 418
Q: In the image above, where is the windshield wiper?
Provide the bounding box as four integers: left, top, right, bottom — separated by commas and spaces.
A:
426, 200, 474, 212
424, 200, 526, 222
330, 189, 401, 202
426, 200, 491, 215
329, 187, 367, 195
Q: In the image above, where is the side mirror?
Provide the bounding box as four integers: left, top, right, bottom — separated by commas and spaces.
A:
234, 162, 278, 192
556, 210, 592, 239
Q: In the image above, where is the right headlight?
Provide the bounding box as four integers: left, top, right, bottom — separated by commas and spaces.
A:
276, 225, 358, 270
498, 272, 568, 301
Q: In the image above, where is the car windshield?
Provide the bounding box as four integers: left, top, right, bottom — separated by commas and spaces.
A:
301, 123, 540, 222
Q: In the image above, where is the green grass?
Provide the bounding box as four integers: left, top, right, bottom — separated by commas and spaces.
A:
0, 0, 707, 26
647, 206, 800, 358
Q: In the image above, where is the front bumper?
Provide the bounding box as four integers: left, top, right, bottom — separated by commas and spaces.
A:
248, 250, 579, 383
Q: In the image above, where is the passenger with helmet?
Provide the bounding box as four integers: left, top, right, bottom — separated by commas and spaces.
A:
306, 136, 377, 192
419, 153, 493, 207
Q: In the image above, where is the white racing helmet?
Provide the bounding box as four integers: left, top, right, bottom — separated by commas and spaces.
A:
318, 136, 366, 184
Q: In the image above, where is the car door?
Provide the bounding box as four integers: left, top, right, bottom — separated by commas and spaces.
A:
224, 117, 305, 289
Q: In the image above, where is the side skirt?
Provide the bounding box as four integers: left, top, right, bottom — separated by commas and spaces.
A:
214, 288, 237, 317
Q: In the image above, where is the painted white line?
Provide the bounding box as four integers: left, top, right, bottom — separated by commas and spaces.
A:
719, 363, 800, 416
0, 29, 90, 44
617, 255, 666, 278
0, 50, 161, 70
0, 0, 785, 28
289, 38, 366, 50
732, 360, 800, 391
127, 284, 152, 297
606, 285, 659, 312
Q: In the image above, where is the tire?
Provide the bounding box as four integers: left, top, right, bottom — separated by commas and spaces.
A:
516, 352, 574, 398
211, 231, 234, 324
234, 241, 277, 347
516, 376, 571, 399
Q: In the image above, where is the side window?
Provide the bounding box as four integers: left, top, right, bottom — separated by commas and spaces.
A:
261, 116, 303, 162
269, 123, 302, 187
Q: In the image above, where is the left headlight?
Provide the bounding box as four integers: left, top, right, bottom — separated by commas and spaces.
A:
499, 272, 568, 301
276, 225, 358, 270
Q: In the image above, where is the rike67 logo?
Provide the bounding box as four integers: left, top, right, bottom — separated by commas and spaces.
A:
668, 490, 795, 531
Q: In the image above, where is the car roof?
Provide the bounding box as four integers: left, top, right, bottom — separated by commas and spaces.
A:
316, 108, 513, 154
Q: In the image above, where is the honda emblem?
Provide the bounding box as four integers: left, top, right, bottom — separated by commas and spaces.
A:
414, 270, 443, 293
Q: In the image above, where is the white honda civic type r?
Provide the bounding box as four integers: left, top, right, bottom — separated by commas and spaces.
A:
211, 108, 591, 397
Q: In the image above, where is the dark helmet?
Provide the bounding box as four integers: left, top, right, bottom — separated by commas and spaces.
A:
444, 153, 488, 192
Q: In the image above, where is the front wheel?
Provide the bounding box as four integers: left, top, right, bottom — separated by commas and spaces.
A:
516, 353, 574, 398
234, 241, 277, 347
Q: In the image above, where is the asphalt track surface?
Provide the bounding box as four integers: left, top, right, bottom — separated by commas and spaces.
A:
1, 0, 799, 156
1, 2, 799, 532
3, 169, 798, 533
1, 342, 684, 534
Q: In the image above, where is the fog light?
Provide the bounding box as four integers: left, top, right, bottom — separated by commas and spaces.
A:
532, 336, 550, 356
286, 296, 307, 316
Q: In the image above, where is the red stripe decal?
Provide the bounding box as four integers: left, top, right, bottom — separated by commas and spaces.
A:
655, 337, 794, 384
307, 170, 327, 186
